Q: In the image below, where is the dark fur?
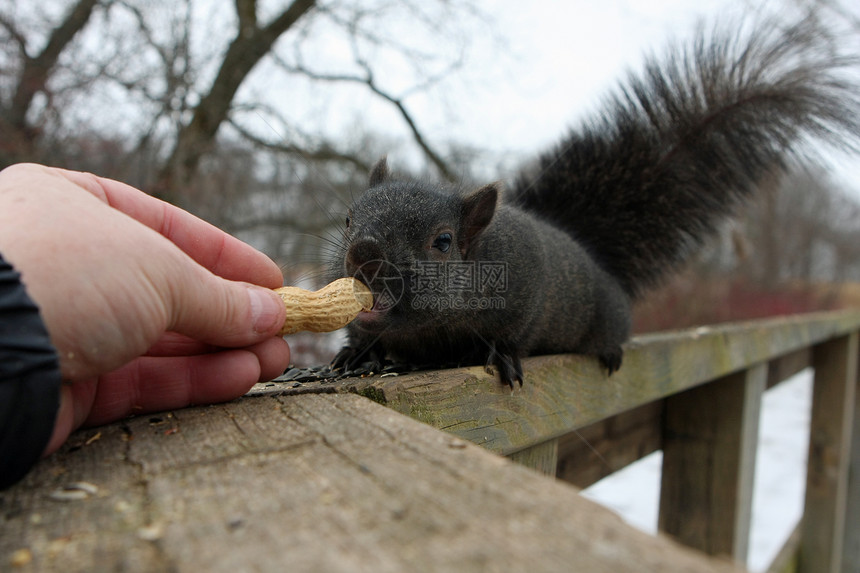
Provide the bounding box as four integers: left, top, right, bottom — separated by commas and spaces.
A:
329, 19, 860, 386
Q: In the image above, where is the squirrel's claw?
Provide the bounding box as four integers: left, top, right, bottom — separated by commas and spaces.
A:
598, 348, 623, 375
484, 341, 524, 388
332, 342, 386, 374
497, 358, 524, 388
331, 346, 357, 370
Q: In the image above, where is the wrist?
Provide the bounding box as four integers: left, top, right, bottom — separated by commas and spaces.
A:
0, 252, 62, 489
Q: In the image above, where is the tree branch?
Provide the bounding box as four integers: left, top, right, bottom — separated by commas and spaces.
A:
0, 13, 28, 54
227, 117, 371, 173
110, 0, 199, 137
159, 0, 316, 191
235, 0, 257, 36
118, 0, 172, 71
279, 60, 456, 181
7, 0, 103, 130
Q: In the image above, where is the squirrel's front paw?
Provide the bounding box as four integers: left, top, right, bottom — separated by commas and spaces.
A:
598, 348, 623, 375
332, 343, 386, 374
331, 346, 356, 370
484, 341, 524, 388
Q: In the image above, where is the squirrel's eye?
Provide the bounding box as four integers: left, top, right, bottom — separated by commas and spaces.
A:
345, 212, 351, 228
433, 232, 452, 253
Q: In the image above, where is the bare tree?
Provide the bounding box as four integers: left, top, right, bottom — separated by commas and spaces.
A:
1, 0, 484, 190
0, 0, 107, 165
276, 54, 458, 181
224, 0, 483, 184
156, 0, 316, 194
728, 165, 860, 286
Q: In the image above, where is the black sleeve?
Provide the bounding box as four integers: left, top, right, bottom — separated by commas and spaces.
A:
0, 253, 61, 490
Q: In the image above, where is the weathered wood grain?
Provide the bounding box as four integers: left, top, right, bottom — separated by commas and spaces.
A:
659, 363, 766, 564
766, 523, 800, 573
800, 332, 858, 573
6, 311, 858, 572
507, 438, 558, 475
556, 400, 663, 488
1, 393, 744, 573
251, 310, 860, 459
766, 347, 811, 389
843, 337, 860, 573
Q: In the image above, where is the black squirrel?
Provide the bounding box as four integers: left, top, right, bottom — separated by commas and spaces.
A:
328, 18, 860, 387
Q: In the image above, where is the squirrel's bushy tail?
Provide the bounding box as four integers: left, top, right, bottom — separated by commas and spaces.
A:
511, 18, 860, 298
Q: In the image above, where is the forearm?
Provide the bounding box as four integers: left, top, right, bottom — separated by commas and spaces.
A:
0, 253, 61, 489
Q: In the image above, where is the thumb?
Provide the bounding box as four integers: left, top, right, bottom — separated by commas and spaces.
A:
167, 273, 286, 347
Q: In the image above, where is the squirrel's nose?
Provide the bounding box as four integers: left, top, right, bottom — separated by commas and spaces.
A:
345, 238, 384, 278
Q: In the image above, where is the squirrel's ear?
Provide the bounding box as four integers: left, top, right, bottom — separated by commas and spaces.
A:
369, 157, 390, 187
460, 182, 500, 256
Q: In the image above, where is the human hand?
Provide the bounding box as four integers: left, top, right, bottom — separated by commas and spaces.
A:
0, 163, 290, 454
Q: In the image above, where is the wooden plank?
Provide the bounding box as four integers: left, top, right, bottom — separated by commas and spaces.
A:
733, 364, 767, 563
0, 393, 746, 573
659, 363, 766, 563
843, 337, 860, 573
251, 311, 860, 458
507, 438, 558, 475
556, 401, 663, 488
800, 332, 858, 573
766, 523, 801, 573
767, 348, 812, 389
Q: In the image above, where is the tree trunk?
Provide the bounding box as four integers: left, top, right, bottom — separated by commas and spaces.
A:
1, 0, 101, 166
155, 0, 316, 199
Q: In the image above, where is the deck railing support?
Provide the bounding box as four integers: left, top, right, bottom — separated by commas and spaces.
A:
799, 332, 858, 573
659, 363, 766, 564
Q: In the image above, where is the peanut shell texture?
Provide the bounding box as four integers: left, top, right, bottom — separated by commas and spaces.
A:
275, 278, 373, 335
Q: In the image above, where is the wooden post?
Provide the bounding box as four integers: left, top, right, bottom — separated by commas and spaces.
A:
800, 332, 858, 573
659, 363, 766, 564
843, 341, 860, 573
838, 331, 860, 573
556, 401, 663, 488
508, 438, 559, 476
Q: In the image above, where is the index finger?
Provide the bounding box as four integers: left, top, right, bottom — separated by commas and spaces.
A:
54, 167, 283, 288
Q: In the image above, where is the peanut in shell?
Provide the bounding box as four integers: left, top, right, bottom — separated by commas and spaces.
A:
275, 278, 373, 335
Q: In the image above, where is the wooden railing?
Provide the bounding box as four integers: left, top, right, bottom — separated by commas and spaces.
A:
254, 309, 860, 572
2, 310, 858, 571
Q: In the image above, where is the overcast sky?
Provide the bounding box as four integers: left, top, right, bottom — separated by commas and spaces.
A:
433, 0, 752, 152
256, 0, 860, 195
437, 0, 859, 193
17, 0, 857, 196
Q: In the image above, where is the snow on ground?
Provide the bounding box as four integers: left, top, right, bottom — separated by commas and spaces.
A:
580, 369, 813, 572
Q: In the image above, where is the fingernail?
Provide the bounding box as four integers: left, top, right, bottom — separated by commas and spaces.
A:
248, 287, 284, 335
